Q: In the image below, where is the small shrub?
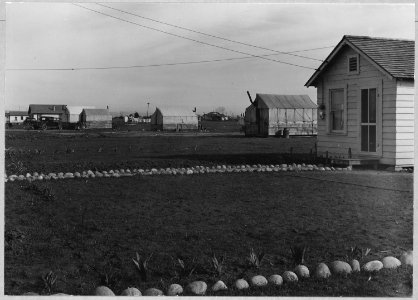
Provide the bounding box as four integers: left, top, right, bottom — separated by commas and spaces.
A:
210, 253, 226, 277
173, 256, 197, 279
290, 245, 307, 265
345, 245, 371, 261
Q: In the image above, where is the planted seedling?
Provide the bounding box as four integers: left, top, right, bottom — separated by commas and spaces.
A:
290, 244, 307, 265
42, 270, 57, 295
210, 253, 226, 277
248, 248, 265, 269
132, 252, 153, 282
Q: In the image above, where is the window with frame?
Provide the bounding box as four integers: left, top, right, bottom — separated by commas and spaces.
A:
347, 55, 359, 74
329, 89, 344, 132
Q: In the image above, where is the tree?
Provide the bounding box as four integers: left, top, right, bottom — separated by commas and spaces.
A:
134, 112, 140, 118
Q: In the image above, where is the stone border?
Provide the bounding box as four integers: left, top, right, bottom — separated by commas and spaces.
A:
5, 163, 353, 182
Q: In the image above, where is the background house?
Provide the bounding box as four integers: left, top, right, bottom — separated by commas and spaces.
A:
6, 111, 29, 124
244, 94, 317, 137
28, 104, 66, 120
305, 35, 414, 169
150, 107, 198, 131
80, 108, 112, 129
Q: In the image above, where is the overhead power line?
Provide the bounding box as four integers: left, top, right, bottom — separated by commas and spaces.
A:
97, 2, 325, 62
72, 3, 318, 70
6, 46, 333, 71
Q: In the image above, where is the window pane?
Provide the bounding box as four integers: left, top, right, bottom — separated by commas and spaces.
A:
369, 125, 376, 152
361, 125, 369, 151
369, 89, 376, 123
331, 89, 344, 110
361, 89, 368, 123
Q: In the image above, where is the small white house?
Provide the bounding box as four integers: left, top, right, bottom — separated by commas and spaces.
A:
305, 35, 414, 169
6, 111, 29, 124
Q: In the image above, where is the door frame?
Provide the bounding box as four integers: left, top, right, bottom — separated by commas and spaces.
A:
357, 81, 383, 157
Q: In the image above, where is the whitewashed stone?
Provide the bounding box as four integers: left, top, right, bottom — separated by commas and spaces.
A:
121, 287, 142, 296
362, 260, 383, 272
187, 281, 207, 295
51, 293, 70, 296
330, 261, 352, 275
382, 256, 401, 269
315, 263, 331, 279
282, 271, 298, 283
18, 175, 25, 180
234, 279, 249, 290
325, 167, 331, 171
186, 170, 193, 175
166, 283, 183, 296
211, 280, 227, 292
294, 265, 310, 278
250, 275, 268, 287
143, 288, 163, 296
268, 274, 283, 286
350, 259, 360, 272
400, 250, 413, 266
22, 292, 39, 295
281, 164, 287, 168
95, 286, 115, 296
64, 172, 74, 178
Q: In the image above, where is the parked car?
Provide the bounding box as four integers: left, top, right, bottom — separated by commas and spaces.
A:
24, 116, 63, 130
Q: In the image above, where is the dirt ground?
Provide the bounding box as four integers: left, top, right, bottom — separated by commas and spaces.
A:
4, 130, 414, 296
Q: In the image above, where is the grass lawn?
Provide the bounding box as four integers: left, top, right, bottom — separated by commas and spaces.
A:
5, 170, 413, 296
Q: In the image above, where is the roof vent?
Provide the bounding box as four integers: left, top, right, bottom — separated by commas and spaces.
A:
348, 55, 359, 73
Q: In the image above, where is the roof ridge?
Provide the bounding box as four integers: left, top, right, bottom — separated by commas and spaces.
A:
344, 35, 415, 42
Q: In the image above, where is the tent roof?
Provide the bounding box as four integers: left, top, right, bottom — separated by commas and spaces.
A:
155, 107, 197, 117
66, 106, 95, 115
255, 94, 317, 109
82, 109, 111, 116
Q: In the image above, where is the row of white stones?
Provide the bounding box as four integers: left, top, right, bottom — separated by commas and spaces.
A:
5, 163, 352, 182
23, 252, 413, 296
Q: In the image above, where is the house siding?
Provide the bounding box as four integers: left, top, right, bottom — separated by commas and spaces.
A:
394, 80, 414, 167
316, 45, 399, 165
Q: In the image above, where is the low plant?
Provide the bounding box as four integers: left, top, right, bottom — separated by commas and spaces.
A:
248, 248, 265, 269
290, 244, 307, 265
132, 252, 153, 282
42, 270, 57, 295
345, 245, 371, 261
174, 256, 197, 279
210, 253, 226, 277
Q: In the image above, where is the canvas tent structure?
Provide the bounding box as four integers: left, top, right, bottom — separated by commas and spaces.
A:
80, 108, 112, 129
305, 35, 414, 169
62, 106, 95, 124
150, 107, 198, 131
28, 104, 66, 120
244, 94, 317, 137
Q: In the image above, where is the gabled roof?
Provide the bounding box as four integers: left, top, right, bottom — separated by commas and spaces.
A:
155, 107, 197, 117
66, 106, 95, 115
82, 108, 111, 116
306, 35, 415, 87
29, 104, 67, 114
254, 94, 317, 109
6, 110, 29, 116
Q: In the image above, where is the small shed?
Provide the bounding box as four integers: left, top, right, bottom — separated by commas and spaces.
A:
305, 35, 414, 169
80, 109, 112, 129
63, 106, 95, 123
244, 94, 317, 137
28, 104, 67, 120
150, 107, 198, 131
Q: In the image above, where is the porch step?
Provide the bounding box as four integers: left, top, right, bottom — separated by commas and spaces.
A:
332, 158, 380, 167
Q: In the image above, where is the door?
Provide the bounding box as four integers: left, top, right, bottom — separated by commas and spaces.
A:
360, 88, 377, 153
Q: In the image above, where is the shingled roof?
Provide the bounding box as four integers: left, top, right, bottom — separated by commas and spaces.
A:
306, 35, 415, 86
28, 104, 67, 115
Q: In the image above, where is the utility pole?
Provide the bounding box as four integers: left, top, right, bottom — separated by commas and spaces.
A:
147, 102, 150, 117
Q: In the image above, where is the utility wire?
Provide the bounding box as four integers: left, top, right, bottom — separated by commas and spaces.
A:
97, 2, 325, 62
6, 48, 332, 71
72, 3, 317, 70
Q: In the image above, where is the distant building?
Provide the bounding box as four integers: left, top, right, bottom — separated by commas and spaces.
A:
80, 108, 112, 129
244, 94, 317, 136
28, 104, 67, 120
305, 35, 414, 169
150, 107, 198, 131
202, 112, 228, 121
6, 111, 29, 124
63, 106, 95, 124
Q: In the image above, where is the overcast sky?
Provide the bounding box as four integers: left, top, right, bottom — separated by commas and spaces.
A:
5, 2, 415, 115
